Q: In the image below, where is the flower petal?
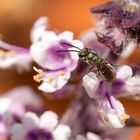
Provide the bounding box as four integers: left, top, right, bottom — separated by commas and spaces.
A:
121, 41, 137, 59
0, 40, 32, 71
116, 65, 133, 81
0, 53, 32, 71
11, 124, 26, 140
22, 112, 39, 130
30, 16, 48, 42
34, 67, 71, 93
58, 31, 73, 42
87, 132, 101, 140
0, 98, 11, 114
0, 121, 6, 136
53, 124, 71, 140
40, 111, 58, 130
98, 96, 129, 128
38, 73, 71, 93
82, 72, 100, 98
30, 30, 80, 71
125, 76, 140, 98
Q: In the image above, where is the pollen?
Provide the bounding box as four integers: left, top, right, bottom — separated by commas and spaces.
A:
47, 77, 54, 83
98, 109, 104, 113
0, 49, 5, 57
58, 71, 65, 76
120, 114, 130, 123
33, 74, 42, 82
103, 116, 109, 123
6, 50, 16, 56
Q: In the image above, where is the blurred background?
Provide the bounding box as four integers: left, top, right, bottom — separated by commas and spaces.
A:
0, 0, 140, 139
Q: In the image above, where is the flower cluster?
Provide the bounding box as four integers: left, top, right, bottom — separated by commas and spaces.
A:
0, 0, 140, 139
90, 1, 140, 57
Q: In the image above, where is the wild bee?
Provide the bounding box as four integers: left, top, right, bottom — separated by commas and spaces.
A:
58, 42, 116, 82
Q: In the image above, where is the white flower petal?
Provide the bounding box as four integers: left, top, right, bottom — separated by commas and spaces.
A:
11, 124, 26, 140
30, 16, 48, 42
58, 31, 73, 42
116, 65, 132, 81
125, 76, 140, 97
72, 40, 84, 49
22, 112, 39, 130
38, 72, 70, 93
41, 31, 57, 43
40, 111, 58, 130
76, 135, 86, 140
4, 86, 43, 110
82, 72, 99, 98
121, 41, 136, 59
99, 97, 129, 128
0, 122, 6, 135
87, 132, 101, 140
107, 113, 125, 128
0, 53, 32, 71
0, 98, 11, 114
80, 29, 97, 44
53, 124, 71, 140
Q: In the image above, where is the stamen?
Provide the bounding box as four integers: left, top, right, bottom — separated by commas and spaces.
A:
47, 77, 54, 83
98, 108, 104, 113
120, 114, 130, 123
103, 116, 109, 123
33, 74, 43, 82
6, 50, 16, 56
0, 49, 5, 57
58, 71, 65, 76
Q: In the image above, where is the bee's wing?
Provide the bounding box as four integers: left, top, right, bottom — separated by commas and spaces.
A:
120, 11, 140, 29
90, 1, 119, 13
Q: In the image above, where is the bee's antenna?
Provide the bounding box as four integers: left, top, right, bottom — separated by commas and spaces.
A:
60, 42, 82, 51
57, 50, 80, 53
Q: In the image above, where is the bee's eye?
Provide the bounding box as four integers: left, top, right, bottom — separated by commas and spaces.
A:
78, 52, 85, 58
87, 53, 94, 59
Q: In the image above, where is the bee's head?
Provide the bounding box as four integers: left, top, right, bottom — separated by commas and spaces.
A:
78, 48, 90, 58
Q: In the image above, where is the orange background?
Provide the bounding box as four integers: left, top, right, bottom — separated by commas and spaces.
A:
0, 0, 140, 139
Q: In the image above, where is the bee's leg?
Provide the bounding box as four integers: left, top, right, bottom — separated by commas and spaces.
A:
96, 68, 101, 77
88, 65, 95, 72
104, 62, 118, 67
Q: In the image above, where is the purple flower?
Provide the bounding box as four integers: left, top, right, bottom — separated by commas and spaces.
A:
82, 65, 140, 128
30, 17, 48, 43
0, 40, 32, 71
80, 29, 110, 58
30, 18, 84, 93
0, 17, 83, 93
76, 132, 101, 140
0, 86, 43, 136
91, 1, 140, 29
30, 30, 82, 71
11, 111, 71, 140
0, 17, 48, 71
33, 67, 71, 93
90, 1, 139, 56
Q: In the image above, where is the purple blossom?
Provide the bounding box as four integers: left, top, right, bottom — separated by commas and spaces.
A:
30, 18, 84, 93
11, 111, 71, 140
0, 86, 43, 136
0, 17, 49, 71
90, 1, 140, 29
90, 1, 140, 56
0, 17, 84, 93
80, 29, 110, 58
0, 40, 32, 71
82, 65, 140, 128
75, 132, 101, 140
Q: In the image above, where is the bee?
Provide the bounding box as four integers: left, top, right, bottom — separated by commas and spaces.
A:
58, 42, 116, 82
